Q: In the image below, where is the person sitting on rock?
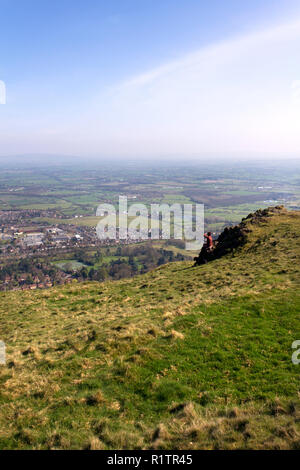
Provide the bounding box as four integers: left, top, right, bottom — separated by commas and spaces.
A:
204, 232, 213, 252
194, 232, 214, 265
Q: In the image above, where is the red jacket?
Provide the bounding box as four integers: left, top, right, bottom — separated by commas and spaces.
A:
204, 234, 213, 248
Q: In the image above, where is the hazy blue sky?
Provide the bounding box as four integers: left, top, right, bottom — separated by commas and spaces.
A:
1, 0, 300, 159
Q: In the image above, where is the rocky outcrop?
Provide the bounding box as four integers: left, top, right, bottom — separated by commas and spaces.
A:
195, 206, 287, 265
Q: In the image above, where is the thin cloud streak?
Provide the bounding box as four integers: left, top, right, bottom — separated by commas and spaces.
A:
118, 18, 300, 89
78, 17, 300, 157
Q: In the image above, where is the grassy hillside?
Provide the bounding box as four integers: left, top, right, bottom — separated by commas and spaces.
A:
0, 207, 299, 450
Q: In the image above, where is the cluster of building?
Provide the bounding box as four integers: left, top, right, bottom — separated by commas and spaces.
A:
0, 270, 76, 292
21, 227, 78, 248
0, 222, 88, 256
2, 273, 54, 290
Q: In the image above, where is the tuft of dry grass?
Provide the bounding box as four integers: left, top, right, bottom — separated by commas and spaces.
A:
87, 437, 105, 450
167, 330, 185, 340
85, 391, 105, 406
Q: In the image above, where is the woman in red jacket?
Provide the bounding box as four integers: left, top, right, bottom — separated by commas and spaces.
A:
194, 232, 214, 266
204, 232, 213, 251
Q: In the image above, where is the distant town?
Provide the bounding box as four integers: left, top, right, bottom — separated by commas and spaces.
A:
0, 208, 188, 291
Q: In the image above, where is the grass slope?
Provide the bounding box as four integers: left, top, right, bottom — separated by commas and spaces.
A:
0, 207, 299, 449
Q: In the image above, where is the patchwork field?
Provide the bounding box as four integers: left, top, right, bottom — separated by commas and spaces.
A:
0, 160, 299, 234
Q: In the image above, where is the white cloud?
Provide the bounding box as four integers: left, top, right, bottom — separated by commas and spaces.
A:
119, 19, 300, 89
82, 17, 300, 157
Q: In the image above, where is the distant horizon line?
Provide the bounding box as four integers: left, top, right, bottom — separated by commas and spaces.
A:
0, 152, 299, 162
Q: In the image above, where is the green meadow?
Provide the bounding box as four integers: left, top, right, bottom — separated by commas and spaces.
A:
0, 207, 299, 449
